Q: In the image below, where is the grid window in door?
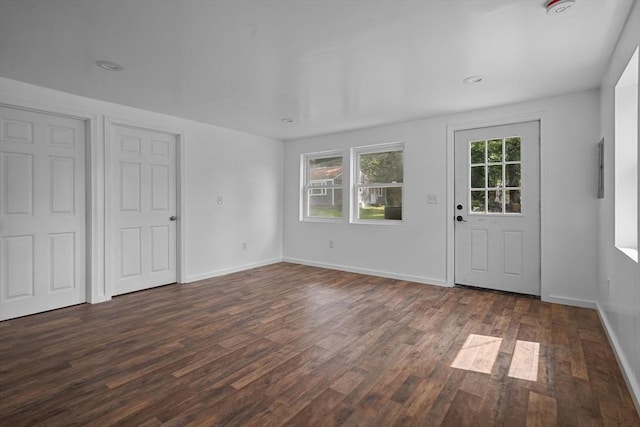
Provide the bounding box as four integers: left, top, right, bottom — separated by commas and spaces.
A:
469, 137, 522, 214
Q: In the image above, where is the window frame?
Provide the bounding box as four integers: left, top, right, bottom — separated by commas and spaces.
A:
351, 142, 405, 224
300, 150, 344, 222
614, 46, 639, 262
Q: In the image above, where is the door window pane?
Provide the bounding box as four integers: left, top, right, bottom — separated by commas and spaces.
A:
471, 166, 485, 189
488, 165, 503, 188
471, 191, 486, 213
505, 190, 521, 213
505, 164, 521, 187
470, 141, 485, 164
487, 139, 503, 162
488, 189, 503, 213
505, 137, 521, 161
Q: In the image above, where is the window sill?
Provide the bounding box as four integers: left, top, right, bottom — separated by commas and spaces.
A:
616, 246, 639, 263
351, 220, 404, 226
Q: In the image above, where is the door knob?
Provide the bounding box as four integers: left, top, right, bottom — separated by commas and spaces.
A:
169, 216, 177, 221
456, 215, 467, 222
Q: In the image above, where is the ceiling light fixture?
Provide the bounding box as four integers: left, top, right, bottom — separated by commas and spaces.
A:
463, 75, 483, 84
96, 60, 124, 71
281, 117, 294, 123
545, 0, 575, 15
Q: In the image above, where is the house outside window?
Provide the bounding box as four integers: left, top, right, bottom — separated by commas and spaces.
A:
301, 152, 343, 221
352, 143, 404, 223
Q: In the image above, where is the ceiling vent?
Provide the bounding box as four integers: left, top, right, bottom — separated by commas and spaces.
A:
545, 0, 575, 15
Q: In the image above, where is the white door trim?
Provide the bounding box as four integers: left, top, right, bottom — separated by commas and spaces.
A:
446, 111, 547, 296
103, 117, 185, 299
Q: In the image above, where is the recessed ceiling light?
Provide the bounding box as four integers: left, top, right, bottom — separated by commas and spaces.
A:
545, 0, 575, 15
463, 75, 483, 84
281, 117, 294, 123
96, 60, 124, 71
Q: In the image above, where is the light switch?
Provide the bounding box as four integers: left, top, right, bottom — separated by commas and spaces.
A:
427, 194, 438, 204
217, 195, 223, 205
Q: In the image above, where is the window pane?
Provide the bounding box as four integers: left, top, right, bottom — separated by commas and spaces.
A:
505, 137, 521, 162
505, 164, 521, 187
488, 189, 503, 213
505, 189, 521, 213
488, 165, 503, 188
358, 186, 402, 220
487, 139, 503, 162
470, 141, 485, 164
309, 156, 343, 185
308, 188, 342, 218
359, 150, 403, 184
470, 191, 486, 213
471, 166, 485, 189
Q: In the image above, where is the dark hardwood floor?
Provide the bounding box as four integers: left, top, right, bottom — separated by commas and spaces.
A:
1, 263, 638, 426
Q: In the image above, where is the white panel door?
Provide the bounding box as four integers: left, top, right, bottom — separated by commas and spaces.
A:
110, 125, 177, 295
454, 121, 540, 295
0, 106, 85, 320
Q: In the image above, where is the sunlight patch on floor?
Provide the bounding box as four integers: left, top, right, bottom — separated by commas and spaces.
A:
508, 340, 540, 381
451, 334, 541, 381
451, 334, 503, 374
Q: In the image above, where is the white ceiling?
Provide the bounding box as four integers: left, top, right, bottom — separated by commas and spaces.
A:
0, 0, 634, 141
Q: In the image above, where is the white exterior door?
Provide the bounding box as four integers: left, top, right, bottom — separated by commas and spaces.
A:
0, 106, 86, 320
109, 124, 177, 296
454, 121, 540, 296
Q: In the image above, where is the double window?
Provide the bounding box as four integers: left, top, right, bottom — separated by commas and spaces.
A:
301, 143, 404, 223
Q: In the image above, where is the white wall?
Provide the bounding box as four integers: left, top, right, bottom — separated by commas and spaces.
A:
284, 89, 601, 307
598, 0, 640, 410
0, 77, 284, 301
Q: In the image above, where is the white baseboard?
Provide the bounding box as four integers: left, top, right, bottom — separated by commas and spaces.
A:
184, 258, 283, 283
543, 294, 597, 309
596, 303, 640, 415
282, 257, 449, 287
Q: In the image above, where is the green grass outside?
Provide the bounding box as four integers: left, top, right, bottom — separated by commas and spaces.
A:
309, 206, 342, 218
308, 205, 386, 219
359, 206, 385, 219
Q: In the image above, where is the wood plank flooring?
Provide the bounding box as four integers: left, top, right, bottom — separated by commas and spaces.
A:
1, 262, 638, 426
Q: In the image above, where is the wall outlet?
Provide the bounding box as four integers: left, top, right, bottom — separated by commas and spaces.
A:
217, 195, 223, 205
329, 240, 334, 249
242, 242, 247, 251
